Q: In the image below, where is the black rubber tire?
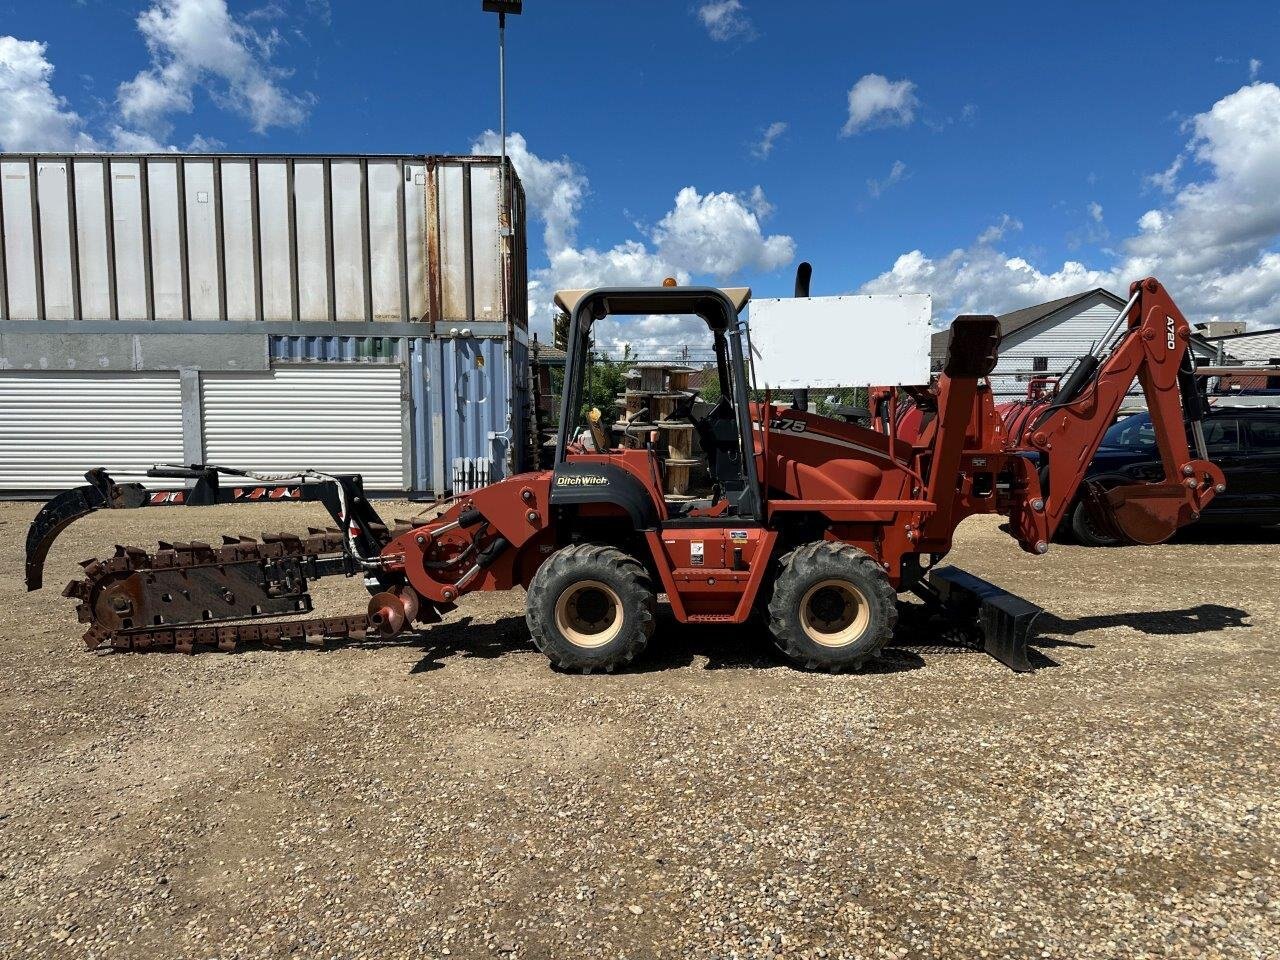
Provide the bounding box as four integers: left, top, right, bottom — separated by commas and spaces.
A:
1071, 500, 1122, 547
526, 544, 656, 673
767, 541, 897, 672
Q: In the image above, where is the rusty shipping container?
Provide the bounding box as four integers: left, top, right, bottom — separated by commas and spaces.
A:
0, 153, 530, 496
0, 153, 527, 326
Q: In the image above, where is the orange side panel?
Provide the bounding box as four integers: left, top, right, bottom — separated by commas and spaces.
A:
645, 528, 777, 623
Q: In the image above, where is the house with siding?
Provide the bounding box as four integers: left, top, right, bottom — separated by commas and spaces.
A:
930, 288, 1221, 403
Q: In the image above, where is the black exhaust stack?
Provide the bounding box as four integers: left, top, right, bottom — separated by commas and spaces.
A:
793, 261, 812, 298
791, 262, 813, 411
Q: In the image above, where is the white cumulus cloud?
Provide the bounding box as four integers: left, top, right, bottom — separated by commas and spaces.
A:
472, 130, 586, 255
976, 214, 1022, 245
4, 3, 312, 151
860, 222, 1114, 321
118, 0, 311, 138
1147, 153, 1184, 194
0, 37, 98, 151
860, 81, 1280, 327
696, 1, 754, 42
652, 186, 795, 277
867, 160, 907, 198
752, 120, 787, 159
842, 74, 919, 136
473, 132, 794, 351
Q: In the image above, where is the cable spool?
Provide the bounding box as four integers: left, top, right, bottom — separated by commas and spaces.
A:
653, 392, 684, 421
662, 422, 694, 460
664, 458, 700, 496
613, 421, 652, 449
666, 366, 695, 391
638, 366, 665, 392
624, 391, 653, 418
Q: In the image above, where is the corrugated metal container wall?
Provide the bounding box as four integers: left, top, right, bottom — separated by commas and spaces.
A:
511, 334, 530, 477
0, 372, 183, 488
201, 367, 406, 489
270, 335, 405, 363
0, 154, 525, 327
409, 337, 514, 493
266, 335, 529, 496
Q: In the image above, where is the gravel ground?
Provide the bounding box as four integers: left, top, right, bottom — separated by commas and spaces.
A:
0, 499, 1277, 960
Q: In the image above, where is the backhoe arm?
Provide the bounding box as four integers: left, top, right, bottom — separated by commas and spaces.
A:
1021, 277, 1225, 544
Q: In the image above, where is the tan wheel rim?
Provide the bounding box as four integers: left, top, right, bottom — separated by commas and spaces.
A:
554, 580, 624, 649
799, 579, 870, 648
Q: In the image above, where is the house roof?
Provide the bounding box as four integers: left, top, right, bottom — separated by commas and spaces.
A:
996, 288, 1126, 339
930, 288, 1123, 356
929, 287, 1233, 367
1202, 328, 1280, 363
531, 342, 566, 365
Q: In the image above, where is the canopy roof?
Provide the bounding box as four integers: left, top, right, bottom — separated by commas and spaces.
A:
553, 286, 751, 317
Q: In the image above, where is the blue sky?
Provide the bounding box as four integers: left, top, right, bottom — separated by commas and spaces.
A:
2, 0, 1279, 349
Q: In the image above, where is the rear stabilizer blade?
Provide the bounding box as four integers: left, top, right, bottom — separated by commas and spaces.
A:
929, 566, 1042, 673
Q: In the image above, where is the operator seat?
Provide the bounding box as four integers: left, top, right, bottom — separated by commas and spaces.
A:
695, 396, 745, 497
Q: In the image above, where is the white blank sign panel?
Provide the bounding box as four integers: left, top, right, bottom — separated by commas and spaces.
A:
749, 294, 932, 388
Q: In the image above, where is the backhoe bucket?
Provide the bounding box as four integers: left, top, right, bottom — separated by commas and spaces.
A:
1092, 481, 1196, 546
928, 567, 1042, 672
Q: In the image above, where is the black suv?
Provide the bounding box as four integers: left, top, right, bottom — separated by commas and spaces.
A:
1069, 407, 1280, 545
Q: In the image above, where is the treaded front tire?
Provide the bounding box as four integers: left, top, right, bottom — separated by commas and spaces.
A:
526, 544, 656, 673
767, 541, 897, 672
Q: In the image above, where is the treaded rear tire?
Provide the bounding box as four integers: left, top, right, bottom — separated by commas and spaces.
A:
526, 544, 656, 673
767, 541, 896, 672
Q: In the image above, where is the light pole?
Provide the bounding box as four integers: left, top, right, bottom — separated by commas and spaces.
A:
482, 1, 521, 238
482, 1, 522, 477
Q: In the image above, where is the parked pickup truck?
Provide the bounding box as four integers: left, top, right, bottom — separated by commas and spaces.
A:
1069, 406, 1280, 545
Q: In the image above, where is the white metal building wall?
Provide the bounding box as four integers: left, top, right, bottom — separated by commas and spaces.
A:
989, 296, 1122, 399
201, 366, 405, 489
0, 372, 183, 488
1000, 298, 1122, 359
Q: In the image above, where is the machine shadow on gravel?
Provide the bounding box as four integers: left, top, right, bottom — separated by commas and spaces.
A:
403, 606, 930, 676
1170, 525, 1280, 546
607, 606, 930, 674
406, 615, 536, 672
1036, 603, 1250, 639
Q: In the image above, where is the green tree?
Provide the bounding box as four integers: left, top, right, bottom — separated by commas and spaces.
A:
581, 345, 633, 420
552, 311, 571, 350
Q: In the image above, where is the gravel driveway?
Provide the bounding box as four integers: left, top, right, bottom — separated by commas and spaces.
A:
0, 500, 1276, 959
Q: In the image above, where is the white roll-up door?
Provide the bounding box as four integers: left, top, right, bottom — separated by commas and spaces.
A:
201, 366, 405, 489
0, 372, 184, 489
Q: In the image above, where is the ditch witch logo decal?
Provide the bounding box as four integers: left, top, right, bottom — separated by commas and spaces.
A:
555, 475, 610, 487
